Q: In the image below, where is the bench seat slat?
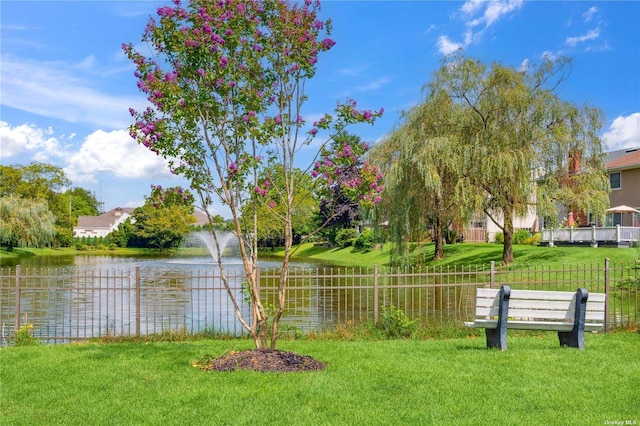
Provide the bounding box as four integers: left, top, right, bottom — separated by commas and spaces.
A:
507, 308, 605, 321
506, 290, 579, 300
474, 306, 500, 317
506, 308, 606, 317
464, 320, 603, 332
509, 290, 606, 302
474, 308, 603, 320
508, 299, 604, 310
508, 321, 603, 332
475, 298, 501, 306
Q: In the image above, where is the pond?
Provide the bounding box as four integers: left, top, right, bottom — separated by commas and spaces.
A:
0, 251, 357, 343
1, 248, 474, 344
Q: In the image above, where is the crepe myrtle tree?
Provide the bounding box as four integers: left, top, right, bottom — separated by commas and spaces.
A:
314, 132, 384, 241
123, 0, 383, 349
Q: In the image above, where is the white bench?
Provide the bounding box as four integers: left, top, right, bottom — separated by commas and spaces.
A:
465, 285, 606, 350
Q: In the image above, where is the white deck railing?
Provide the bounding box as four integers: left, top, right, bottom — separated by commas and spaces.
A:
542, 226, 640, 243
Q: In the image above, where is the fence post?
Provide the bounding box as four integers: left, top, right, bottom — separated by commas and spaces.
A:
14, 265, 21, 331
373, 265, 379, 324
135, 266, 141, 336
604, 258, 610, 332
490, 261, 495, 289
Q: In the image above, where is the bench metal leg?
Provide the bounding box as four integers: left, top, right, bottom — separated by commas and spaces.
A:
486, 327, 507, 350
485, 285, 510, 351
558, 288, 588, 349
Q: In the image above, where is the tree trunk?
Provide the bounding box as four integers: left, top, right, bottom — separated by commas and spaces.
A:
270, 176, 295, 349
433, 217, 445, 260
502, 208, 514, 265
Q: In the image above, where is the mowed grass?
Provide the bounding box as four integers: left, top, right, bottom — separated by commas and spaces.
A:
1, 332, 638, 425
276, 242, 640, 269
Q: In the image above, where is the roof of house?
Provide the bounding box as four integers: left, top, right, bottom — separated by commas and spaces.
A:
606, 147, 640, 171
193, 211, 210, 227
76, 207, 212, 229
76, 207, 135, 229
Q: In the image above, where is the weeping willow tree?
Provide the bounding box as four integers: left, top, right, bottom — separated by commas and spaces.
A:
373, 53, 609, 265
0, 196, 56, 250
427, 53, 609, 264
370, 93, 478, 263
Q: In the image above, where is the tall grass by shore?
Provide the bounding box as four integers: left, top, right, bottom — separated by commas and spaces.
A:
1, 332, 638, 425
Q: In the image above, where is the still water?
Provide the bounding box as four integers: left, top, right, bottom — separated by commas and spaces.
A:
2, 253, 467, 344
1, 253, 347, 343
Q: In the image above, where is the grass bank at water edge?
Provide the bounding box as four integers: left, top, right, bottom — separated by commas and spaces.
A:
275, 242, 640, 269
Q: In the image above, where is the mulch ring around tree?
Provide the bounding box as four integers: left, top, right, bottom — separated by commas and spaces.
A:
194, 349, 326, 373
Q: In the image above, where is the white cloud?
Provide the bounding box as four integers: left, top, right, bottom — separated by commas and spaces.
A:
482, 0, 524, 27
461, 0, 483, 15
461, 0, 524, 28
602, 113, 640, 151
439, 0, 523, 56
354, 77, 392, 92
565, 27, 600, 47
0, 54, 145, 130
583, 6, 597, 23
518, 58, 530, 72
541, 50, 557, 61
65, 129, 174, 182
437, 35, 463, 55
0, 121, 174, 183
0, 121, 63, 159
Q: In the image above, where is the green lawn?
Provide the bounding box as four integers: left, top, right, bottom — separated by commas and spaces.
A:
4, 241, 638, 270
278, 242, 640, 269
1, 333, 638, 425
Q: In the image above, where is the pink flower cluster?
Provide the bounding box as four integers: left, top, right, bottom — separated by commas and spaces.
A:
254, 179, 270, 197
312, 138, 384, 207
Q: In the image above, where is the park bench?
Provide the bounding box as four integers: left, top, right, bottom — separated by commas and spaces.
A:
465, 285, 606, 350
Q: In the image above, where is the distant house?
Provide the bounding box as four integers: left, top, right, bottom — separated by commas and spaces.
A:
462, 206, 538, 243
74, 208, 212, 239
605, 147, 640, 226
74, 207, 135, 238
193, 211, 210, 227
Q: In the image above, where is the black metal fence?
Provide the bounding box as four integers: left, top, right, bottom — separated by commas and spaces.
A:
1, 259, 638, 344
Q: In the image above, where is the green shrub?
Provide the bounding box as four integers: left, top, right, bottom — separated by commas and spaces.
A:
353, 229, 374, 252
525, 233, 542, 246
513, 229, 532, 245
13, 324, 40, 347
335, 228, 358, 248
444, 229, 459, 244
376, 305, 417, 339
494, 232, 504, 244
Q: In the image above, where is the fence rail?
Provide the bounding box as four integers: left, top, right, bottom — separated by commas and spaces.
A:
1, 260, 638, 344
542, 226, 640, 244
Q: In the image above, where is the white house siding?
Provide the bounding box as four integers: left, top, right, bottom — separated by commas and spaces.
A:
74, 208, 134, 238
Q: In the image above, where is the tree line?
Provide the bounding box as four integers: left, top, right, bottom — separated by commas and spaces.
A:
0, 163, 100, 249
0, 151, 374, 252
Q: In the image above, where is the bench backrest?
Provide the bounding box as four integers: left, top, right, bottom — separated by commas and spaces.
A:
474, 288, 606, 324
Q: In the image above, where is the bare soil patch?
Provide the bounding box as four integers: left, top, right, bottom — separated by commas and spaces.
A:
198, 349, 326, 373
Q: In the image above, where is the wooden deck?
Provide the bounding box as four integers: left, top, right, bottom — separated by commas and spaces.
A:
542, 225, 640, 247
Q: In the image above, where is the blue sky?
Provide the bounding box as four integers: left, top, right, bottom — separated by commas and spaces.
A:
1, 0, 639, 216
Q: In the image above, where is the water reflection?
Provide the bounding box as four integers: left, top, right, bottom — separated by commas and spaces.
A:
1, 254, 478, 344
1, 254, 333, 343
